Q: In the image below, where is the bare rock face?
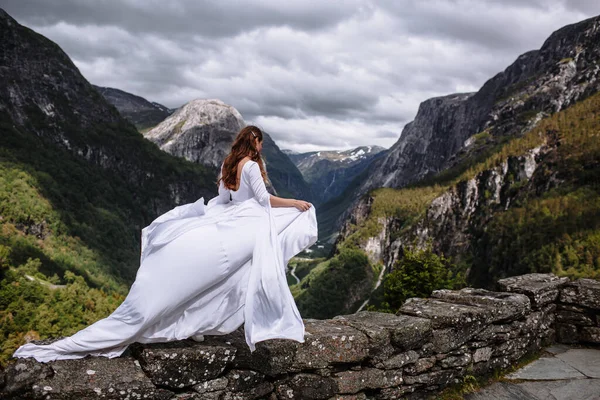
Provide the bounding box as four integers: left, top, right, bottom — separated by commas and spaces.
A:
93, 85, 173, 130
363, 15, 600, 193
144, 99, 245, 168
142, 98, 313, 200
364, 92, 475, 190
328, 14, 600, 241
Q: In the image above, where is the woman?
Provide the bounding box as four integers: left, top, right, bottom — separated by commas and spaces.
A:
12, 125, 317, 363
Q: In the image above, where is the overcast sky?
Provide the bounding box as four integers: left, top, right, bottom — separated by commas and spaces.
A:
3, 1, 599, 152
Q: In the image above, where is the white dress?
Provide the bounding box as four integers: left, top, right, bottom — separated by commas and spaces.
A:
12, 160, 318, 363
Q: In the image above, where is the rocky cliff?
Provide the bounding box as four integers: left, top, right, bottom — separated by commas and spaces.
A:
4, 273, 598, 399
319, 14, 600, 237
0, 8, 215, 283
143, 99, 312, 200
93, 85, 173, 130
363, 14, 600, 192
337, 87, 600, 304
309, 14, 600, 316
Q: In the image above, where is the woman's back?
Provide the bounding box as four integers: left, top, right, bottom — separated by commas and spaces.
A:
230, 160, 256, 203
219, 159, 271, 207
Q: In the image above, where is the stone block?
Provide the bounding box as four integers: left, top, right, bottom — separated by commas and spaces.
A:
497, 273, 568, 309
333, 311, 432, 353
556, 310, 595, 326
332, 368, 402, 394
222, 369, 265, 392
560, 278, 600, 310
581, 327, 600, 344
438, 352, 472, 368
400, 298, 493, 329
331, 312, 397, 363
220, 328, 298, 377
399, 298, 491, 352
130, 340, 235, 389
193, 376, 229, 394
403, 369, 460, 386
472, 322, 519, 343
275, 373, 337, 400
375, 385, 418, 399
521, 304, 555, 335
292, 319, 369, 370
432, 288, 531, 322
473, 347, 493, 363
328, 393, 368, 400
403, 357, 436, 375
0, 358, 53, 396
555, 323, 579, 344
222, 381, 273, 400
492, 336, 531, 358
4, 356, 171, 400
376, 350, 419, 370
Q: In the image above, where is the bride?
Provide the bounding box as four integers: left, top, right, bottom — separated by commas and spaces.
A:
12, 125, 317, 363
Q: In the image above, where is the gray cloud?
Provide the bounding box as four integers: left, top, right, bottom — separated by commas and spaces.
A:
2, 0, 599, 152
2, 0, 363, 38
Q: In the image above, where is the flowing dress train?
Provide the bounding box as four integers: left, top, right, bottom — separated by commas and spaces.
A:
12, 160, 318, 362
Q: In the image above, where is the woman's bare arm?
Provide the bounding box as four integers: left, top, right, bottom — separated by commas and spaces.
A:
270, 195, 311, 211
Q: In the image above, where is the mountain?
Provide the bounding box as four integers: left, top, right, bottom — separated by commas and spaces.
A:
290, 146, 386, 205
92, 85, 173, 131
143, 99, 313, 200
291, 14, 600, 319
364, 15, 600, 193
0, 8, 215, 364
322, 14, 600, 240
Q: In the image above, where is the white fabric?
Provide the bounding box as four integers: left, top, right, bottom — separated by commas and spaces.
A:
12, 160, 317, 362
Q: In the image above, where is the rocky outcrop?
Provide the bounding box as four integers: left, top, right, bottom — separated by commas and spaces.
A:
336, 143, 541, 276
364, 93, 476, 190
323, 15, 600, 239
144, 99, 246, 168
0, 8, 216, 285
143, 99, 313, 201
93, 85, 173, 130
555, 279, 600, 344
0, 8, 214, 207
4, 273, 593, 400
363, 14, 600, 192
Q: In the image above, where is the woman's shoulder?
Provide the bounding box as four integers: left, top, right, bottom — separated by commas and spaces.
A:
241, 158, 258, 171
238, 158, 256, 169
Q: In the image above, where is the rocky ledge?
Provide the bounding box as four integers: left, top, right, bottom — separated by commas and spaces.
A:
1, 273, 599, 400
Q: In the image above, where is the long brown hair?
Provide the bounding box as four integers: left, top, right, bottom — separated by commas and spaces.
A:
218, 125, 269, 190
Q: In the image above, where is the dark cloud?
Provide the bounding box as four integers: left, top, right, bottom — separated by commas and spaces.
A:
1, 0, 363, 38
1, 0, 599, 152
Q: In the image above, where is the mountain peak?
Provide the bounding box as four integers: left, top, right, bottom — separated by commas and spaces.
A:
93, 85, 173, 130
142, 99, 244, 167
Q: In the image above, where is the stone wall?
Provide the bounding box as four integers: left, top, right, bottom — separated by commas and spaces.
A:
555, 278, 600, 345
1, 273, 598, 400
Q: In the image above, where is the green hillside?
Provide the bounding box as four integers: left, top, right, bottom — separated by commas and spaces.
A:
293, 91, 600, 318
0, 10, 216, 366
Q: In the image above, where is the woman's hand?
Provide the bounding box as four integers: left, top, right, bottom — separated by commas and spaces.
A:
293, 199, 312, 212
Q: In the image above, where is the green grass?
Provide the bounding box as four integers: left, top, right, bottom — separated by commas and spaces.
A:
0, 98, 215, 365
290, 248, 373, 319
321, 91, 600, 313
